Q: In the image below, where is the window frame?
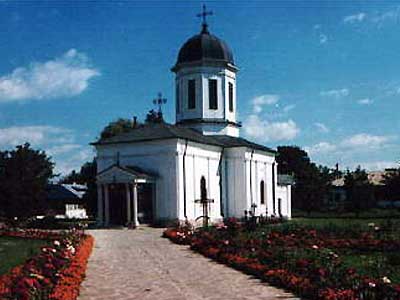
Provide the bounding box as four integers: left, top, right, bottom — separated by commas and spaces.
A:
260, 180, 265, 205
228, 82, 234, 112
208, 79, 218, 110
188, 79, 196, 110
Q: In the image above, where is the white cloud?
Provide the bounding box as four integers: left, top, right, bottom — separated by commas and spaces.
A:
320, 88, 349, 98
283, 104, 296, 113
0, 125, 93, 176
372, 7, 400, 24
319, 34, 328, 44
55, 148, 94, 175
244, 114, 300, 142
343, 12, 367, 24
0, 49, 100, 102
314, 122, 330, 133
251, 94, 279, 113
306, 134, 394, 158
341, 133, 391, 150
47, 143, 81, 156
0, 125, 73, 148
357, 98, 373, 105
305, 142, 337, 156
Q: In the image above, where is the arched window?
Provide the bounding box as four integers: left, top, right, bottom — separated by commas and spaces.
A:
200, 176, 207, 200
260, 180, 265, 204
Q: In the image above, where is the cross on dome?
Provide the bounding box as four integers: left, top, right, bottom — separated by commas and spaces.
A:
196, 4, 213, 34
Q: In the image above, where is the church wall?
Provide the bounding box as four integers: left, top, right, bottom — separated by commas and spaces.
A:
95, 139, 180, 221
176, 139, 223, 223
223, 148, 288, 218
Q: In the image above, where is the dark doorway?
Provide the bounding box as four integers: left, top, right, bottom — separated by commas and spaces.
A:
278, 198, 282, 217
137, 183, 153, 224
109, 183, 127, 226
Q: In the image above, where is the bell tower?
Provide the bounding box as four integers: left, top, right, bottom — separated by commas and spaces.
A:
172, 6, 240, 137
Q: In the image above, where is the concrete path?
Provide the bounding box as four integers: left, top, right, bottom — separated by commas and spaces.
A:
78, 228, 299, 300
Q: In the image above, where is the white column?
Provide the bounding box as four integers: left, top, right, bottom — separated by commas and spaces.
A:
104, 184, 110, 226
133, 183, 139, 227
126, 183, 131, 224
97, 184, 104, 226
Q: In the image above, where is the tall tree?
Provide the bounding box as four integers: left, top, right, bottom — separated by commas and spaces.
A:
383, 166, 400, 207
0, 143, 54, 219
277, 146, 334, 213
344, 166, 374, 215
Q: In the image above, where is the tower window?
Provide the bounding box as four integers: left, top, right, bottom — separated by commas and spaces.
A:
209, 79, 218, 110
260, 180, 265, 204
229, 82, 234, 112
176, 83, 180, 113
188, 79, 196, 109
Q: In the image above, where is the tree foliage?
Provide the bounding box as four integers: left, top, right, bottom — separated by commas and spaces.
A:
145, 109, 164, 124
383, 167, 400, 206
277, 146, 334, 213
0, 143, 54, 219
344, 166, 374, 213
100, 118, 139, 139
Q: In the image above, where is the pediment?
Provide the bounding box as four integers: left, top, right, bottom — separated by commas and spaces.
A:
96, 164, 155, 184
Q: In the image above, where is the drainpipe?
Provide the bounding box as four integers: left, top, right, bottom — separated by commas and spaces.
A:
183, 139, 188, 218
218, 148, 225, 218
249, 149, 255, 210
272, 162, 276, 215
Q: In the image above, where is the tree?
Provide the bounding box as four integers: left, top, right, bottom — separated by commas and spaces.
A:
61, 159, 97, 216
383, 166, 400, 207
145, 109, 164, 124
277, 146, 334, 213
0, 143, 54, 219
344, 166, 374, 215
100, 118, 139, 139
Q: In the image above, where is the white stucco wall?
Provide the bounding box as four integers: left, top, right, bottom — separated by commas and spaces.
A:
176, 139, 223, 222
276, 185, 292, 219
96, 138, 292, 223
96, 139, 179, 221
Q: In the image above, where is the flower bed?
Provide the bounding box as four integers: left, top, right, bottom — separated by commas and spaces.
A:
164, 219, 400, 300
0, 229, 94, 300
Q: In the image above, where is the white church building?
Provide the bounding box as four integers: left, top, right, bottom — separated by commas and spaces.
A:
93, 18, 292, 227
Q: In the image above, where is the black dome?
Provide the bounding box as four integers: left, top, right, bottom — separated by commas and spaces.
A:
175, 27, 234, 67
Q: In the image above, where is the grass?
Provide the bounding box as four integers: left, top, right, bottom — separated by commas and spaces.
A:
0, 236, 50, 275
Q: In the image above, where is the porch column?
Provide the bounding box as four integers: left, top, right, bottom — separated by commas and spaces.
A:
133, 183, 139, 226
97, 184, 104, 226
104, 184, 110, 226
126, 183, 132, 224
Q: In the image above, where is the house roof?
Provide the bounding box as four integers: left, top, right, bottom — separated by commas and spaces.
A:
278, 174, 295, 186
92, 123, 276, 154
46, 184, 87, 202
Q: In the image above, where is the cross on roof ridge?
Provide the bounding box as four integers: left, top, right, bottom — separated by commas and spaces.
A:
196, 4, 213, 34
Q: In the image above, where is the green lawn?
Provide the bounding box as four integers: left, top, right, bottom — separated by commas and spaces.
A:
0, 236, 50, 275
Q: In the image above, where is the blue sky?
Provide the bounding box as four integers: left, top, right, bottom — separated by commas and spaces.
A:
0, 0, 399, 176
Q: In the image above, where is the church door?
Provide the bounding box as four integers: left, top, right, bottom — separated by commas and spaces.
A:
137, 183, 153, 224
109, 183, 127, 226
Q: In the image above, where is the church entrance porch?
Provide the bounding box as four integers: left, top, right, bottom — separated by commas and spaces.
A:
96, 164, 156, 227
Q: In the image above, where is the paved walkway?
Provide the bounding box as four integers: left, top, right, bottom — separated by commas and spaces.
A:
79, 228, 299, 300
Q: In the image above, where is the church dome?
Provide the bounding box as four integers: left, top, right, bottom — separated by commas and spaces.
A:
174, 25, 234, 68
